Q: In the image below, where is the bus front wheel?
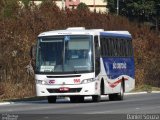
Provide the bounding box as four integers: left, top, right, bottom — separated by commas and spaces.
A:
47, 96, 57, 103
70, 96, 84, 103
92, 80, 103, 102
92, 95, 101, 102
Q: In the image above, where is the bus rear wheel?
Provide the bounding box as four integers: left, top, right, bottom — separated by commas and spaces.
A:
109, 85, 124, 101
47, 96, 57, 103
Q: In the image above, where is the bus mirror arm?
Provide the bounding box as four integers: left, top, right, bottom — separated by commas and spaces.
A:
30, 45, 36, 71
30, 45, 36, 60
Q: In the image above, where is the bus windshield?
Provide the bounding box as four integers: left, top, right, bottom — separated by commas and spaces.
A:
36, 35, 93, 74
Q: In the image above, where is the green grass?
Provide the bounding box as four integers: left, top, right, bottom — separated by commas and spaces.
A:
132, 84, 160, 92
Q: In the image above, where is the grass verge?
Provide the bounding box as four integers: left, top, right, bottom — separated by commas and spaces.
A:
132, 84, 160, 92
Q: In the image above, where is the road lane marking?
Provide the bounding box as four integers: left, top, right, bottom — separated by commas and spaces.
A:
85, 110, 113, 114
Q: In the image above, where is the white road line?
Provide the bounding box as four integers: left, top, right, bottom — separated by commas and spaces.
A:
86, 110, 113, 114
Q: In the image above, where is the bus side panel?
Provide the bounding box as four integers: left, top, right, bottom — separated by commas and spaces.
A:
102, 57, 135, 93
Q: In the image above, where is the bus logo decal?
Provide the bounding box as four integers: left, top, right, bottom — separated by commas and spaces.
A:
113, 62, 127, 69
74, 79, 80, 84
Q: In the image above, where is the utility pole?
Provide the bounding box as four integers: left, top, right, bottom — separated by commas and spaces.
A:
116, 0, 119, 15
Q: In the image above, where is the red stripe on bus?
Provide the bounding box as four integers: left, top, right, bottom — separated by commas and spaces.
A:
108, 78, 128, 88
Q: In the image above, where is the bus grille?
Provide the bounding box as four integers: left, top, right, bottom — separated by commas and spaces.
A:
47, 88, 82, 93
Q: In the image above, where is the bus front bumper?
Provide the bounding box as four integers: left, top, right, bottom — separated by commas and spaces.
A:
36, 82, 99, 96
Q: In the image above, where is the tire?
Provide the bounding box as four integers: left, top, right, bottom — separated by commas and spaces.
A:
117, 85, 124, 100
92, 95, 101, 102
109, 85, 124, 101
108, 94, 116, 101
47, 96, 57, 103
92, 82, 102, 102
78, 96, 85, 103
101, 80, 105, 95
70, 96, 84, 103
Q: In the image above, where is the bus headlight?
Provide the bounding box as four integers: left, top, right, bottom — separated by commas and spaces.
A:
36, 80, 48, 85
81, 78, 95, 84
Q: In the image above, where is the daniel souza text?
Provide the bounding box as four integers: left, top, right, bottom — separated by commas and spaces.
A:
127, 114, 159, 120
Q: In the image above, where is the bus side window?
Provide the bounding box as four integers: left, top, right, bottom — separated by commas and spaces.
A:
129, 40, 133, 56
120, 39, 125, 57
117, 38, 121, 56
105, 37, 110, 56
113, 38, 118, 57
109, 38, 114, 57
126, 40, 130, 57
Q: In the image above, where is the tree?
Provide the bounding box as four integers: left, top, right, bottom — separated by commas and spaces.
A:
77, 2, 89, 11
107, 0, 160, 23
106, 0, 116, 13
2, 0, 19, 18
0, 0, 5, 16
21, 0, 30, 8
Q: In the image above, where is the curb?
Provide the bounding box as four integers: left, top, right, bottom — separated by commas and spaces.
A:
0, 91, 160, 106
0, 102, 14, 106
124, 91, 160, 95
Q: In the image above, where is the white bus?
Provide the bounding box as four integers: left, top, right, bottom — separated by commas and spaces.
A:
33, 27, 135, 103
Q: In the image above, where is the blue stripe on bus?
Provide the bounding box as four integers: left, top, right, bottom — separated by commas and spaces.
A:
100, 32, 132, 39
102, 57, 135, 79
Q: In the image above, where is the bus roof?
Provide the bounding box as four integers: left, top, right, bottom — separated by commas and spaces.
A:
38, 27, 104, 37
38, 27, 132, 39
100, 31, 132, 39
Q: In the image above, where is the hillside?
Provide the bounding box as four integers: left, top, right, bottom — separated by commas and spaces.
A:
0, 2, 160, 99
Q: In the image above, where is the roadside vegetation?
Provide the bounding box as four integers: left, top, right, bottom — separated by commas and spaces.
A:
0, 1, 160, 100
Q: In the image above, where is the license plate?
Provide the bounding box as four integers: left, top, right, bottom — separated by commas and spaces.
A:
59, 87, 70, 92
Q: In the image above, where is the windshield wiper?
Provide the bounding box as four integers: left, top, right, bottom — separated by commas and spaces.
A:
74, 69, 79, 74
71, 65, 79, 74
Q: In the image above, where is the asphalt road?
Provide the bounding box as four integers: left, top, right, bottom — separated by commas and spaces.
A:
0, 93, 160, 120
